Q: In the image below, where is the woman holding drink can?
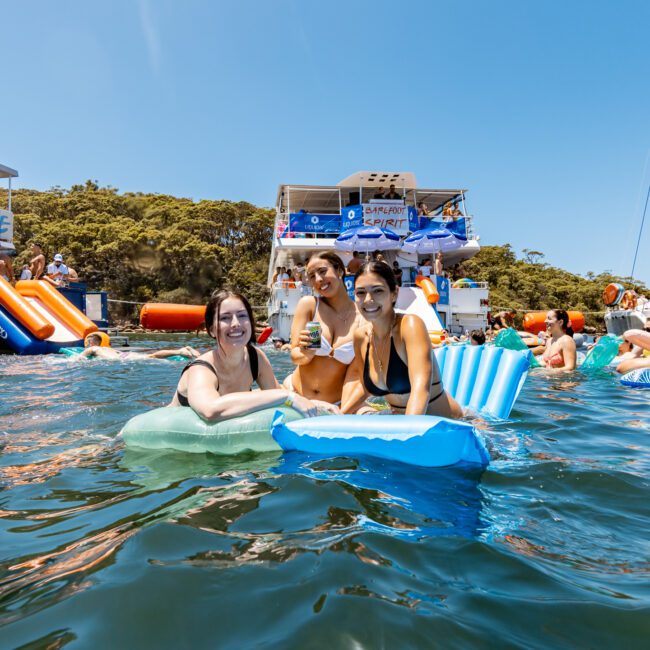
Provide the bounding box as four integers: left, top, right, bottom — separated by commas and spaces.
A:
285, 252, 365, 410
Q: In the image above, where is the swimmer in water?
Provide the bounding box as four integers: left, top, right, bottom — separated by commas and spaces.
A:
541, 309, 577, 370
78, 333, 200, 360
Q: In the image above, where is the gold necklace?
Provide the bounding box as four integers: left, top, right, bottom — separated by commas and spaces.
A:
371, 315, 395, 376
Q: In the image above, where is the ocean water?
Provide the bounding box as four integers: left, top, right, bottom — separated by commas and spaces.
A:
1, 335, 649, 649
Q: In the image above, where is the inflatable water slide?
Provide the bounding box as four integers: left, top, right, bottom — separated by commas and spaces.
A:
0, 278, 97, 354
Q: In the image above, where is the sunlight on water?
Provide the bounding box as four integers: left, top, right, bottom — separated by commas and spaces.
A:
1, 335, 649, 648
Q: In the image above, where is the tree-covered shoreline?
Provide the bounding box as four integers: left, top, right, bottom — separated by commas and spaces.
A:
3, 182, 647, 328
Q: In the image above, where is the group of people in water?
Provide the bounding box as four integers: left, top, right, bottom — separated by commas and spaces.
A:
100, 251, 642, 425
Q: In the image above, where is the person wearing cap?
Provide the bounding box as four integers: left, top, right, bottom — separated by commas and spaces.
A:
46, 254, 69, 284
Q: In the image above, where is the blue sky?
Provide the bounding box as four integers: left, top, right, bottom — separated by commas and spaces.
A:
3, 0, 649, 283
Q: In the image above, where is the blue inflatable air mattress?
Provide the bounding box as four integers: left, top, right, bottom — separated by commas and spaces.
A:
271, 412, 489, 467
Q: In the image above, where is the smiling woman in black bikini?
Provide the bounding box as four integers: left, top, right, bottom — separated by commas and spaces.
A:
349, 261, 462, 418
171, 290, 319, 419
285, 252, 364, 410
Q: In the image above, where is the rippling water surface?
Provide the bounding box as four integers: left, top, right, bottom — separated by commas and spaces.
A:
1, 335, 649, 649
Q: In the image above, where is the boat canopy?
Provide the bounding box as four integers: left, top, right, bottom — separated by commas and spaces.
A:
0, 164, 18, 179
276, 171, 466, 215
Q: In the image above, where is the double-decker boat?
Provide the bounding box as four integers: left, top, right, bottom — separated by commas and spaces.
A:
267, 171, 489, 341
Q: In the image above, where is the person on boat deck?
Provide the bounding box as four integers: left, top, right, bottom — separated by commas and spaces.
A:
452, 202, 463, 217
347, 251, 364, 275
384, 184, 401, 200
29, 242, 46, 280
392, 260, 403, 287
418, 258, 432, 278
0, 253, 14, 283
172, 290, 324, 420
271, 266, 282, 285
373, 187, 385, 199
417, 201, 430, 217
433, 252, 443, 277
442, 202, 454, 217
541, 309, 577, 370
347, 261, 463, 418
46, 253, 69, 285
80, 333, 200, 361
19, 264, 32, 281
284, 251, 363, 410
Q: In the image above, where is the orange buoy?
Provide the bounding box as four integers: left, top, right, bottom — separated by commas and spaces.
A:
257, 326, 273, 344
140, 303, 206, 331
523, 311, 585, 335
415, 275, 440, 304
602, 283, 624, 306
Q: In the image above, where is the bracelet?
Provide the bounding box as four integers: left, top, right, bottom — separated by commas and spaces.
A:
284, 391, 295, 408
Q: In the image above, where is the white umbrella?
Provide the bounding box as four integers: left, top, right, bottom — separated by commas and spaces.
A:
334, 226, 401, 253
401, 226, 463, 254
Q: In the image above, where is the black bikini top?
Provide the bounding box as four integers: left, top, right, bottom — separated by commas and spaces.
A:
176, 344, 259, 407
363, 335, 411, 396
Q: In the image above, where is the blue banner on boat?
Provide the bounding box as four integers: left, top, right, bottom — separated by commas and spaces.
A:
343, 275, 355, 300
289, 212, 341, 233
436, 275, 450, 305
341, 205, 363, 229
407, 206, 419, 232
417, 217, 467, 240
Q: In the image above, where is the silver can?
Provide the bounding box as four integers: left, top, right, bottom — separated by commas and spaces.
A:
306, 321, 322, 349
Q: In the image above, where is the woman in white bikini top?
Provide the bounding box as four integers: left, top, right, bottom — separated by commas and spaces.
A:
285, 252, 364, 408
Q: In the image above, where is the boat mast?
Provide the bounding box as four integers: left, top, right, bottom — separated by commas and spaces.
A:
631, 184, 649, 280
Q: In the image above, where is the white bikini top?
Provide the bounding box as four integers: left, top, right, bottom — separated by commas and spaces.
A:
312, 297, 356, 365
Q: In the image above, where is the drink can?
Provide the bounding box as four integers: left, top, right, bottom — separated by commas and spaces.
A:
306, 321, 322, 349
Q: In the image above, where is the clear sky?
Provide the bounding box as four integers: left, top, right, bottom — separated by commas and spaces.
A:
3, 0, 649, 283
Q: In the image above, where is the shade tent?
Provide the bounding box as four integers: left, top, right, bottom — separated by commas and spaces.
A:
334, 226, 401, 254
401, 227, 464, 255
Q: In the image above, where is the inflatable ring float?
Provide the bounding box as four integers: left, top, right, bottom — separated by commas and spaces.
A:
620, 368, 650, 388
602, 282, 625, 306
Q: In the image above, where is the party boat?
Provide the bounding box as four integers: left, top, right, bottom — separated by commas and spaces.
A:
267, 171, 489, 341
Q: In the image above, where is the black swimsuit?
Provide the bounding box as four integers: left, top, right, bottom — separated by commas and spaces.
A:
176, 344, 259, 407
363, 335, 444, 405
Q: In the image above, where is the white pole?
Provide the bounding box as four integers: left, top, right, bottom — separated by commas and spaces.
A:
7, 177, 11, 212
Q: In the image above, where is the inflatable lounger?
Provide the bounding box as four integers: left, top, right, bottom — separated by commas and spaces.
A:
271, 413, 489, 468
620, 368, 650, 388
120, 406, 302, 454
433, 344, 529, 419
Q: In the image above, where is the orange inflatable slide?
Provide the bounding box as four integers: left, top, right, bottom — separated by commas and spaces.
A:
0, 278, 97, 354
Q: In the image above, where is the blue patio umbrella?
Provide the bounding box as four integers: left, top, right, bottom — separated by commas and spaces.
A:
334, 225, 401, 253
401, 226, 463, 254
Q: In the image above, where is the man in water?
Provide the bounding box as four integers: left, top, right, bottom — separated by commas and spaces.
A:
79, 333, 200, 360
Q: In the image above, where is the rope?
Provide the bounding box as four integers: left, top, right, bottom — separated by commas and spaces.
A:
107, 298, 147, 305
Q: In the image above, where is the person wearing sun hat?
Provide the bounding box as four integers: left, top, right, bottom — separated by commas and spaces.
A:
46, 253, 69, 284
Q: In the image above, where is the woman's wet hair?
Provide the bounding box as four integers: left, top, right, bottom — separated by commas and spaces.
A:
470, 329, 486, 345
85, 333, 102, 346
551, 309, 574, 337
307, 251, 346, 276
205, 290, 256, 345
354, 260, 397, 293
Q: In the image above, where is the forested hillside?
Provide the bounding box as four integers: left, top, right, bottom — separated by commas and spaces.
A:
3, 182, 646, 327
